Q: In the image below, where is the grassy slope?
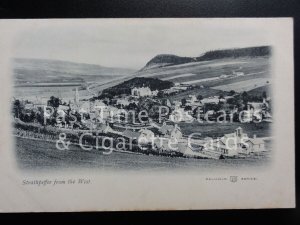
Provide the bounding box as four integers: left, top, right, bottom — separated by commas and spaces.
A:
247, 84, 272, 96
13, 58, 134, 85
91, 56, 271, 96
136, 57, 270, 83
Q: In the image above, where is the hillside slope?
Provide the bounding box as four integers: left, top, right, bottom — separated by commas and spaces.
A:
13, 58, 135, 85
135, 46, 272, 92
142, 54, 196, 71
88, 46, 272, 95
141, 46, 271, 72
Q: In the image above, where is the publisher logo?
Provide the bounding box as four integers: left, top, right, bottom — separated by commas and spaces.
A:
230, 176, 238, 183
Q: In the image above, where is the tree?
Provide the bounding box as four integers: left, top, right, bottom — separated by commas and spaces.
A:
126, 102, 138, 111
229, 90, 236, 96
181, 98, 187, 106
47, 96, 61, 108
157, 90, 164, 98
197, 95, 203, 101
36, 109, 44, 125
262, 91, 267, 99
149, 105, 170, 121
13, 99, 24, 118
241, 91, 249, 104
203, 103, 221, 113
184, 105, 192, 111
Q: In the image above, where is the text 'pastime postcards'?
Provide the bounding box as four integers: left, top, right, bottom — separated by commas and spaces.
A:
0, 18, 295, 212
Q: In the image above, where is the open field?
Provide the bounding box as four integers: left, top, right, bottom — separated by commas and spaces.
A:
13, 58, 134, 101
15, 136, 272, 172
137, 57, 271, 85
13, 85, 91, 103
204, 71, 270, 88
160, 73, 196, 80
248, 84, 272, 96
211, 78, 271, 92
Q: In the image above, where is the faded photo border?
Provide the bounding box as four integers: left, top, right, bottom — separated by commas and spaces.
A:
0, 18, 295, 212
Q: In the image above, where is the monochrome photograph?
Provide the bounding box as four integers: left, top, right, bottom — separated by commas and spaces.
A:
11, 21, 273, 171
0, 19, 295, 212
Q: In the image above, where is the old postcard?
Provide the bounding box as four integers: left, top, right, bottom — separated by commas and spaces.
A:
0, 18, 295, 212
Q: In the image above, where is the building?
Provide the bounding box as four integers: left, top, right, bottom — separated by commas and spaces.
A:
187, 95, 197, 104
169, 108, 194, 122
220, 74, 229, 79
138, 128, 155, 144
92, 100, 107, 112
56, 105, 69, 121
152, 90, 159, 96
180, 144, 220, 159
185, 95, 203, 109
201, 96, 220, 104
159, 122, 176, 136
131, 87, 154, 97
81, 120, 97, 130
78, 101, 91, 114
159, 122, 183, 140
160, 98, 172, 107
240, 108, 263, 123
97, 123, 113, 134
219, 96, 226, 103
121, 130, 141, 143
207, 127, 265, 157
170, 124, 183, 140
248, 98, 269, 111
24, 103, 34, 111
233, 71, 245, 76
116, 98, 130, 107
94, 105, 119, 121
245, 136, 265, 153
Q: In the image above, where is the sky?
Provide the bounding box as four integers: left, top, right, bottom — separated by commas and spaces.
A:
13, 19, 273, 70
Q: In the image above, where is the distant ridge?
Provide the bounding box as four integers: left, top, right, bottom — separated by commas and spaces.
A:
13, 58, 136, 85
142, 54, 196, 71
196, 46, 271, 61
14, 58, 135, 76
141, 46, 271, 71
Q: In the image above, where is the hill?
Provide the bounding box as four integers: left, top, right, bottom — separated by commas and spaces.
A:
196, 46, 271, 61
81, 46, 272, 95
142, 54, 196, 71
140, 46, 271, 71
134, 46, 272, 93
13, 58, 135, 85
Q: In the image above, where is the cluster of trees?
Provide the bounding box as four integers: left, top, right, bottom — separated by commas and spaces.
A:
196, 46, 271, 61
47, 96, 62, 108
100, 77, 174, 98
13, 99, 44, 123
13, 96, 85, 128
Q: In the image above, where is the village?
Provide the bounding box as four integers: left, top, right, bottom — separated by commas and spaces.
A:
12, 77, 272, 160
